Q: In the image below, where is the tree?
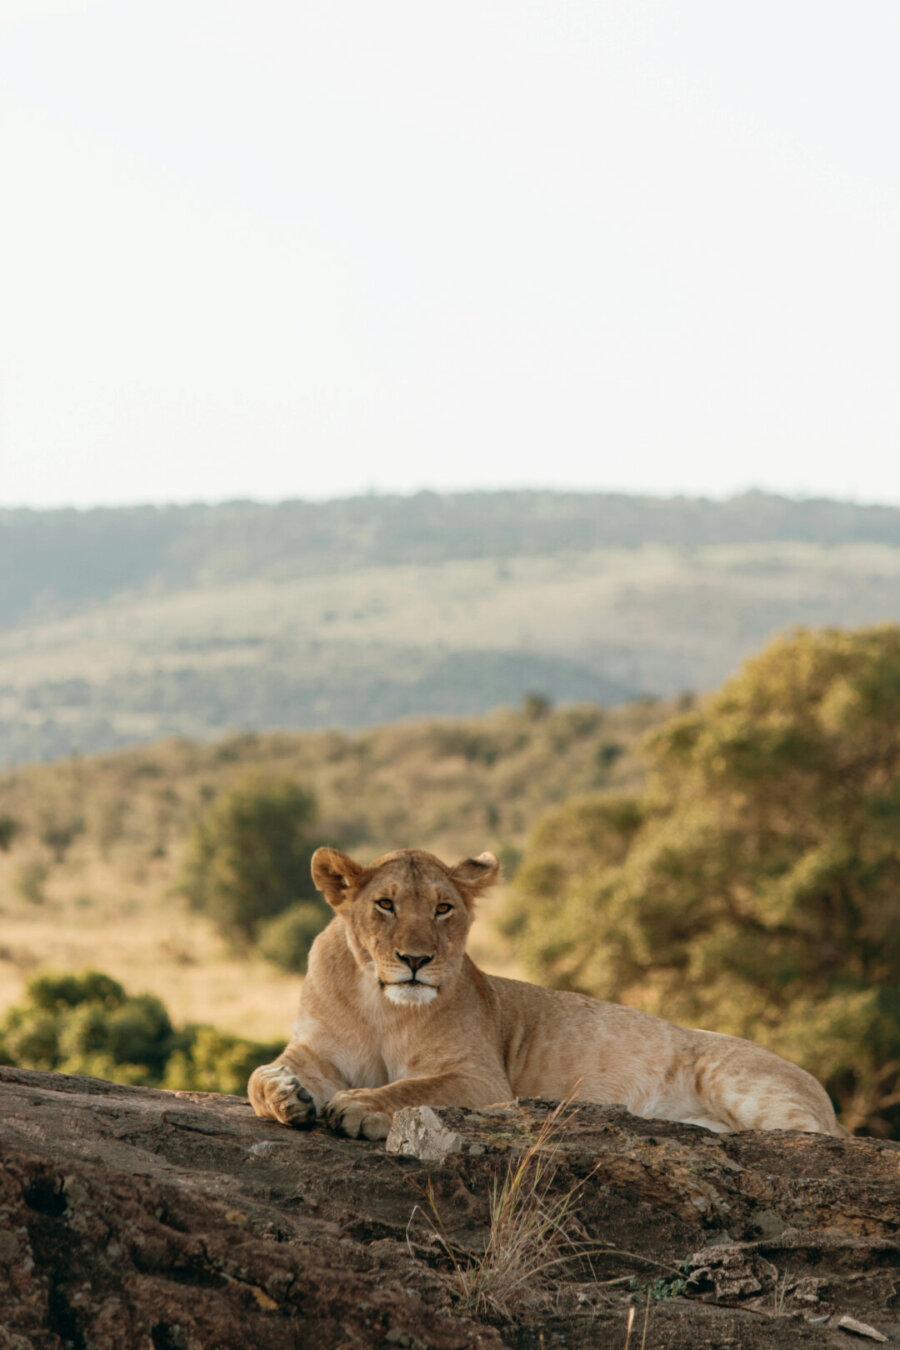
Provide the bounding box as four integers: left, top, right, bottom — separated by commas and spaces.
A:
178, 775, 326, 943
505, 626, 900, 1136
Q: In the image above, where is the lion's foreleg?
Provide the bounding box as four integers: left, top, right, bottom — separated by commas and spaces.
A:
248, 1040, 346, 1128
324, 1070, 511, 1141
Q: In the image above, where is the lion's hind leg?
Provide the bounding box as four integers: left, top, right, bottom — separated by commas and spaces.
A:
692, 1039, 841, 1136
678, 1115, 732, 1133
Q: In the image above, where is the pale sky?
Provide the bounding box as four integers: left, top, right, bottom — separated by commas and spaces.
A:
1, 0, 898, 509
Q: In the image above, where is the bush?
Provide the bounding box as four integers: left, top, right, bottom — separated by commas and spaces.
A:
1, 1007, 60, 1067
257, 901, 331, 973
506, 627, 900, 1137
38, 808, 85, 862
0, 814, 20, 851
164, 1026, 282, 1096
12, 858, 49, 905
104, 995, 175, 1078
0, 968, 277, 1094
28, 970, 127, 1011
178, 775, 319, 942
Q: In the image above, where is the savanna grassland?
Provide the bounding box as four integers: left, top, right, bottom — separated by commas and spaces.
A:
4, 493, 900, 1132
0, 698, 666, 1040
3, 622, 900, 1136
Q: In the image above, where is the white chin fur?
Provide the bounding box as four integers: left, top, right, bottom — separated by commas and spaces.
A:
383, 982, 438, 1007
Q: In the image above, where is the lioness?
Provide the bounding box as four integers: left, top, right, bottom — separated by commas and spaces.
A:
248, 847, 842, 1139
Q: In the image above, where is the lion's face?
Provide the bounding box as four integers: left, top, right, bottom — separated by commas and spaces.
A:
311, 847, 500, 1007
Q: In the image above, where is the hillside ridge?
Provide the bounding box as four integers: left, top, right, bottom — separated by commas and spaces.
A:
4, 489, 900, 765
5, 488, 900, 626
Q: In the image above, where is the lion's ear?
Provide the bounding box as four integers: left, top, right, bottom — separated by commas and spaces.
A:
311, 847, 364, 909
449, 851, 501, 896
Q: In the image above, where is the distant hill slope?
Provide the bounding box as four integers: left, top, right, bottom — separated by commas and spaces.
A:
5, 489, 900, 626
3, 489, 900, 765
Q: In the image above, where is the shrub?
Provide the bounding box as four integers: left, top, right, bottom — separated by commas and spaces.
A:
257, 901, 330, 973
0, 814, 20, 851
0, 969, 276, 1094
38, 809, 85, 862
522, 693, 552, 722
28, 971, 127, 1011
1, 1007, 60, 1067
178, 775, 319, 942
164, 1026, 282, 1096
104, 995, 175, 1078
12, 858, 49, 905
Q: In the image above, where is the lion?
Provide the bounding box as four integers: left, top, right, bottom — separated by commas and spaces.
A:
248, 846, 843, 1140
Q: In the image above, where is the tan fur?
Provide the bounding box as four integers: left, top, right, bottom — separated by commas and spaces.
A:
248, 847, 843, 1141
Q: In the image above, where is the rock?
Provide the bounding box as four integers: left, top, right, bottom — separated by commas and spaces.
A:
387, 1105, 485, 1160
836, 1315, 888, 1342
1, 1068, 899, 1348
0, 1066, 500, 1350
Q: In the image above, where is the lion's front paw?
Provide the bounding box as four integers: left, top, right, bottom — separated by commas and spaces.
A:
324, 1090, 393, 1141
248, 1063, 316, 1128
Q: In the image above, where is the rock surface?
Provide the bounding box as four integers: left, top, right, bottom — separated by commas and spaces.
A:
1, 1066, 898, 1348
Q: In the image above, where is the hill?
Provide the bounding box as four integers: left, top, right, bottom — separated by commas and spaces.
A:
4, 489, 900, 764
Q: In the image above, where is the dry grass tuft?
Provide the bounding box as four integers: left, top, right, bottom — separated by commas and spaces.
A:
623, 1289, 652, 1350
422, 1099, 596, 1320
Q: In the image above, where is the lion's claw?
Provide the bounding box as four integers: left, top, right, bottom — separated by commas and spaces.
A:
250, 1064, 316, 1128
324, 1090, 392, 1140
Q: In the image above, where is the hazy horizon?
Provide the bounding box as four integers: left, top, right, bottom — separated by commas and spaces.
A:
5, 480, 900, 516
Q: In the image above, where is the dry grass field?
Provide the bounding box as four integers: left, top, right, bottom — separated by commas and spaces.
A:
0, 852, 525, 1041
0, 699, 664, 1038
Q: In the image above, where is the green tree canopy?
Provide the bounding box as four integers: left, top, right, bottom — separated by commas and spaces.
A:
0, 970, 174, 1085
179, 774, 326, 944
505, 626, 900, 1136
0, 969, 280, 1095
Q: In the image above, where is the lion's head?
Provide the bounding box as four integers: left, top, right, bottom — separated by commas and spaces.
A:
311, 847, 500, 1006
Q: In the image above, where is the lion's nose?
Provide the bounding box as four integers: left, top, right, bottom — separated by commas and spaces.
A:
396, 952, 434, 973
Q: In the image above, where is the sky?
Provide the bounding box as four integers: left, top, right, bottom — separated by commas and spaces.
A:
1, 0, 898, 509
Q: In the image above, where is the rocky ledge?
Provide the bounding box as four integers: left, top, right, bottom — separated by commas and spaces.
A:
1, 1065, 898, 1349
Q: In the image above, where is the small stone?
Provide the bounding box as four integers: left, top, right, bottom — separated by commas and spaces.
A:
63, 1177, 90, 1207
753, 1208, 787, 1238
385, 1106, 464, 1162
249, 1140, 294, 1157
836, 1315, 887, 1342
249, 1285, 278, 1311
793, 1277, 829, 1305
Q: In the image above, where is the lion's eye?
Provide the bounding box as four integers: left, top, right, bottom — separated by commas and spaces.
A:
435, 902, 453, 916
375, 898, 394, 913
